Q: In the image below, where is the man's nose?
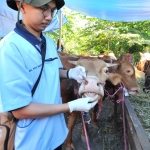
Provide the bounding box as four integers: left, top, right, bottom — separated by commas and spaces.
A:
45, 14, 53, 21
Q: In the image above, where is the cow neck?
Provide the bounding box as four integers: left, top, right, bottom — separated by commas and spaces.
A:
14, 21, 46, 55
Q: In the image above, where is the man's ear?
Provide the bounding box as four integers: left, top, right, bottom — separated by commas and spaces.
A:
15, 1, 20, 9
15, 1, 25, 13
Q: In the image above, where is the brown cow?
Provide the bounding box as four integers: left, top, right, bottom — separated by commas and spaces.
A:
59, 53, 122, 150
143, 60, 150, 93
86, 54, 140, 145
60, 52, 140, 149
101, 54, 140, 96
100, 54, 140, 129
137, 52, 150, 72
117, 54, 140, 95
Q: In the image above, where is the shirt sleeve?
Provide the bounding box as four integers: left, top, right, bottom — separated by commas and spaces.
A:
0, 39, 32, 112
57, 55, 63, 69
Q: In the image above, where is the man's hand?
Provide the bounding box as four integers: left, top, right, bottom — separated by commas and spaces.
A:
68, 66, 86, 83
68, 97, 98, 112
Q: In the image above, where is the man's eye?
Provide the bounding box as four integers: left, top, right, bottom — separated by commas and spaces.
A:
41, 6, 48, 11
51, 9, 56, 13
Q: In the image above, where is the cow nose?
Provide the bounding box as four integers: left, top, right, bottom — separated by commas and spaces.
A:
86, 78, 99, 87
97, 82, 106, 87
143, 87, 149, 93
143, 87, 146, 92
78, 76, 104, 97
83, 78, 88, 85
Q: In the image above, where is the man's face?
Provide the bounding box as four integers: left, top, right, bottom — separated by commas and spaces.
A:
17, 1, 56, 37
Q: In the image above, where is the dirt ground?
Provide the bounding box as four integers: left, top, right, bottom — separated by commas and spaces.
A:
62, 98, 124, 150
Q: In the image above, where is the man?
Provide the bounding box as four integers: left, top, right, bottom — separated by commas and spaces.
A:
0, 0, 98, 149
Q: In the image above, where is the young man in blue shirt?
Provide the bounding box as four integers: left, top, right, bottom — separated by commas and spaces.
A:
0, 0, 98, 149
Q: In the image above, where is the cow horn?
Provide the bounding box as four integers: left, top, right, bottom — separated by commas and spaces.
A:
68, 60, 78, 65
106, 63, 118, 67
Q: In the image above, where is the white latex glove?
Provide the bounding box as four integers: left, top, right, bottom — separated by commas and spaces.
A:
68, 97, 98, 112
68, 66, 86, 83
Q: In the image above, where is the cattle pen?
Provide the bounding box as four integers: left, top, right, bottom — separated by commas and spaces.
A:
62, 97, 150, 150
125, 97, 150, 150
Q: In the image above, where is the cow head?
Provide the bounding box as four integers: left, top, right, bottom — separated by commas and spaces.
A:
69, 57, 122, 101
137, 52, 150, 72
116, 54, 140, 95
143, 60, 150, 93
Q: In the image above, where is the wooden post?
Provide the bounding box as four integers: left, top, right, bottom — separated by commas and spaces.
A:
58, 9, 63, 50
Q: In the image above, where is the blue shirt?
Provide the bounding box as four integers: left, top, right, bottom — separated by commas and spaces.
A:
0, 23, 68, 150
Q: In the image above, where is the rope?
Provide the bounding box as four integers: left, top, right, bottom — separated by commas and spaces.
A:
121, 88, 127, 150
81, 112, 90, 150
104, 82, 127, 150
73, 81, 91, 150
73, 76, 127, 150
104, 84, 123, 99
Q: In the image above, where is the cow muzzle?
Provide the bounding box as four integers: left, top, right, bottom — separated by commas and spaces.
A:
78, 76, 105, 101
127, 87, 140, 95
143, 86, 150, 93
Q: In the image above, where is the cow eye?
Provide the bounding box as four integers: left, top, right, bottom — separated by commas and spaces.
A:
126, 70, 130, 73
104, 69, 108, 73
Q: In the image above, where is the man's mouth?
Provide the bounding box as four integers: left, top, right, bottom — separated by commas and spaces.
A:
41, 23, 50, 27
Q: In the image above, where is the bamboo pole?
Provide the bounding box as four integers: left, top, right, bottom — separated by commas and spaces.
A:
58, 9, 63, 50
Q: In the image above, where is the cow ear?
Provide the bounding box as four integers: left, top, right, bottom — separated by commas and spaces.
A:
118, 53, 124, 61
139, 52, 143, 57
106, 63, 118, 68
108, 73, 122, 85
68, 60, 77, 66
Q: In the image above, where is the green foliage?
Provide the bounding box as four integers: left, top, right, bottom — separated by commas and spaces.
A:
46, 8, 150, 63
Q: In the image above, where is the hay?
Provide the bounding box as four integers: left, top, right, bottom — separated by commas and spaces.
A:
129, 78, 150, 141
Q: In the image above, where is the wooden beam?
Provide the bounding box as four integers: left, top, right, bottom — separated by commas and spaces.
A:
124, 97, 150, 150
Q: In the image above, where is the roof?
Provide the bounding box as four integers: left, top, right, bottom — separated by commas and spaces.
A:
65, 0, 150, 22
